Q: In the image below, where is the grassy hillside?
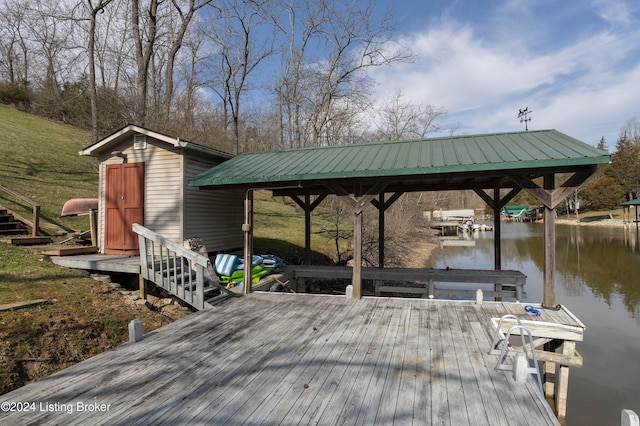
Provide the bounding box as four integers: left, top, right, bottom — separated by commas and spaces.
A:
0, 105, 97, 233
0, 105, 345, 258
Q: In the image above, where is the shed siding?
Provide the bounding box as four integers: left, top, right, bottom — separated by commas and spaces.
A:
96, 137, 183, 252
141, 141, 182, 242
184, 157, 243, 253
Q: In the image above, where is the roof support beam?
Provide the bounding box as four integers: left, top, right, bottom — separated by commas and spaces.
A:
328, 182, 389, 298
371, 192, 404, 268
289, 194, 327, 265
510, 173, 563, 307
474, 187, 522, 271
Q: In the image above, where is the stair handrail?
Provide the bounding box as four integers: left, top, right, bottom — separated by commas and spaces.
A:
132, 223, 209, 310
0, 184, 40, 236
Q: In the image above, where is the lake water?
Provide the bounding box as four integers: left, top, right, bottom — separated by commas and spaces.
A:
426, 222, 640, 426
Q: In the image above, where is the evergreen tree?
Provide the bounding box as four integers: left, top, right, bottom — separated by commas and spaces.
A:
582, 176, 625, 210
607, 132, 640, 199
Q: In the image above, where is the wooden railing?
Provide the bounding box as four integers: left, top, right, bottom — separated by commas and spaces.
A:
133, 223, 208, 310
0, 184, 40, 236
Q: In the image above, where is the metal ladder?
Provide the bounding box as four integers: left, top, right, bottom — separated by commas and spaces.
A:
489, 314, 543, 393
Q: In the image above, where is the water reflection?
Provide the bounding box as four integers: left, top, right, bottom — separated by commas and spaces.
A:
429, 223, 640, 316
427, 222, 640, 425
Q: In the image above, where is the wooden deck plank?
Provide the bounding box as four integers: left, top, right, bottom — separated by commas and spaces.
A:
145, 297, 315, 425
162, 295, 341, 424
352, 299, 405, 426
285, 298, 385, 425
392, 301, 420, 424
456, 303, 512, 425
51, 254, 141, 274
412, 299, 432, 425
440, 302, 471, 425
205, 296, 363, 424
69, 297, 307, 426
299, 299, 399, 425
311, 298, 396, 425
262, 297, 382, 424
103, 296, 311, 425
447, 303, 489, 424
428, 301, 449, 423
374, 300, 415, 424
0, 294, 564, 426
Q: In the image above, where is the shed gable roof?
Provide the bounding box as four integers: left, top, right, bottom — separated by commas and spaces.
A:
79, 124, 232, 160
189, 130, 609, 192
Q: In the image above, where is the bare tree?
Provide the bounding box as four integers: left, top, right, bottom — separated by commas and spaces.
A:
81, 0, 116, 143
131, 0, 159, 125
158, 0, 214, 123
273, 0, 410, 148
200, 0, 276, 154
374, 88, 446, 141
0, 0, 29, 86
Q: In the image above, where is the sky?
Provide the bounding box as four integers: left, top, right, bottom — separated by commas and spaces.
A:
369, 0, 640, 147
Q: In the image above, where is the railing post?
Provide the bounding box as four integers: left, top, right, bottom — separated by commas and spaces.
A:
195, 264, 205, 310
32, 205, 40, 236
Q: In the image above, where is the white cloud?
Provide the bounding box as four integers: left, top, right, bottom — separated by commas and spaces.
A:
593, 0, 633, 25
370, 4, 640, 146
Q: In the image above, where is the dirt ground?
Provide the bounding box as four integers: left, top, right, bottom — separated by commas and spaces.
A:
0, 244, 192, 396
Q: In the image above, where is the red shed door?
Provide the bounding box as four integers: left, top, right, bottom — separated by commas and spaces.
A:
104, 162, 144, 254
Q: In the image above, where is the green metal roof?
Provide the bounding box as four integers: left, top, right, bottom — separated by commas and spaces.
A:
189, 129, 610, 191
621, 199, 640, 206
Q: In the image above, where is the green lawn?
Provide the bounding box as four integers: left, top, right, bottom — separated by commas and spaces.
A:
0, 105, 97, 233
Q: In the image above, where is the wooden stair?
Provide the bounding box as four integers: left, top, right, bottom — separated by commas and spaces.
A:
152, 262, 238, 309
0, 208, 29, 236
134, 224, 239, 311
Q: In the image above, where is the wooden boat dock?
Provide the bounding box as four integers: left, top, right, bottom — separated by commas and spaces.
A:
0, 293, 573, 425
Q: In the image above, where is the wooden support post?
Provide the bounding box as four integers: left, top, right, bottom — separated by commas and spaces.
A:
128, 319, 143, 342
289, 194, 327, 266
90, 208, 98, 247
493, 187, 501, 270
474, 187, 521, 301
543, 174, 557, 308
327, 182, 388, 299
139, 274, 146, 299
243, 190, 254, 295
556, 366, 570, 421
32, 205, 40, 236
543, 361, 556, 398
378, 192, 385, 268
353, 203, 363, 299
304, 194, 311, 265
371, 191, 402, 270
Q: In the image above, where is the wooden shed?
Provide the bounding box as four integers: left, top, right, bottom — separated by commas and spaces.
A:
79, 124, 243, 255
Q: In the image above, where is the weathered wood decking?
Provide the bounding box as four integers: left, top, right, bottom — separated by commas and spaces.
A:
0, 294, 565, 425
50, 254, 141, 274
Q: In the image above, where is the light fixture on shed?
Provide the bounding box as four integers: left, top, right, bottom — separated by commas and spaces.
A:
111, 151, 128, 162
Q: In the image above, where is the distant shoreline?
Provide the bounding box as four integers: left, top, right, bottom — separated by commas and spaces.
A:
555, 218, 630, 228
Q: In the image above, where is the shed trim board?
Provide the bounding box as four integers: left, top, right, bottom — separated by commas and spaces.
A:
190, 129, 610, 307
